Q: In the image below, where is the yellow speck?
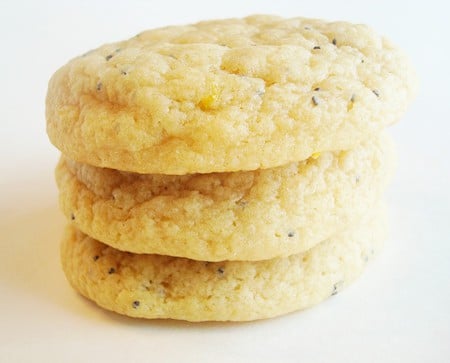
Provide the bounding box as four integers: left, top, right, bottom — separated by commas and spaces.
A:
311, 152, 321, 159
199, 83, 220, 110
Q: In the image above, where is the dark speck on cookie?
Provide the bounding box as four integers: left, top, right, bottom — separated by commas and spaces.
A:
331, 281, 344, 296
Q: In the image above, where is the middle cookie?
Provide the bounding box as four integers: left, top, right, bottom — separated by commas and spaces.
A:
56, 134, 393, 261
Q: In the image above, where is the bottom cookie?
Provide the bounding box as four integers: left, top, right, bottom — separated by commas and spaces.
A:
61, 211, 386, 322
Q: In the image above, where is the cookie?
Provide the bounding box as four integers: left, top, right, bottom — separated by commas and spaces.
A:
55, 134, 393, 261
61, 207, 386, 322
46, 15, 416, 174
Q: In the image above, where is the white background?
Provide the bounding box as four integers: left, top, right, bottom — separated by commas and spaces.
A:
0, 1, 449, 362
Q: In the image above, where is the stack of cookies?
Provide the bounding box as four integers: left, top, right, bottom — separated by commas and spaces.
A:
46, 15, 416, 321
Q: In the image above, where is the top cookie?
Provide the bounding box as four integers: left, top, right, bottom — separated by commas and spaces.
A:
46, 15, 416, 174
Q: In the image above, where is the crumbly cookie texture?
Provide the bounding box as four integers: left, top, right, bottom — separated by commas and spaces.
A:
56, 134, 394, 261
61, 209, 385, 322
47, 15, 416, 174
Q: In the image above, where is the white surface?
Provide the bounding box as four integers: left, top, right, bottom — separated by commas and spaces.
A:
1, 1, 449, 362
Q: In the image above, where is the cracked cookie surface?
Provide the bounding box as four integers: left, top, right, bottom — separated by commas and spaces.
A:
47, 15, 416, 174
